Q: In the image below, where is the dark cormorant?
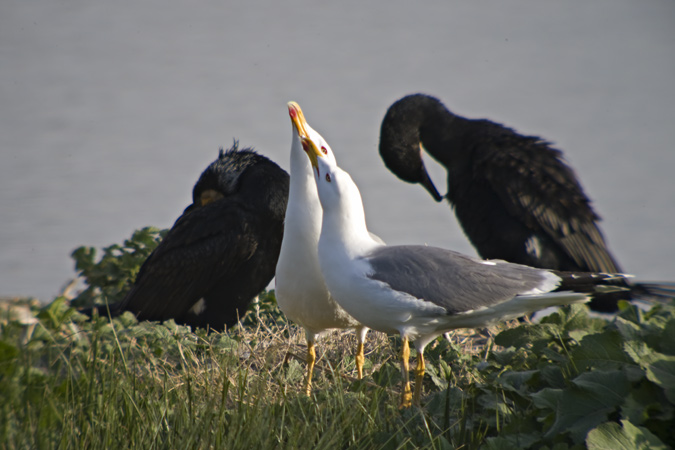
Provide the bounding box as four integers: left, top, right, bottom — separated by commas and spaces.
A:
379, 94, 628, 312
84, 142, 289, 331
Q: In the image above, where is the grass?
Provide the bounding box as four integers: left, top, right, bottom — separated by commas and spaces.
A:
1, 228, 673, 449
1, 293, 483, 449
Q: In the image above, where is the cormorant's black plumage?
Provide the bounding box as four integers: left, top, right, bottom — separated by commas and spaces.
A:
85, 142, 289, 330
379, 94, 627, 312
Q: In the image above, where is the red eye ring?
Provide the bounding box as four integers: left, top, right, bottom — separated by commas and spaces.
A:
325, 173, 331, 182
321, 146, 328, 155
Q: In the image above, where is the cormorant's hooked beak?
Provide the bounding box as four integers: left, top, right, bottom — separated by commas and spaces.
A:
301, 136, 323, 169
418, 145, 443, 201
288, 101, 309, 138
419, 165, 444, 202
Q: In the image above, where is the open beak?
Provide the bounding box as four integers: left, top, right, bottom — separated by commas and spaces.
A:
288, 101, 309, 138
288, 101, 324, 170
301, 136, 323, 169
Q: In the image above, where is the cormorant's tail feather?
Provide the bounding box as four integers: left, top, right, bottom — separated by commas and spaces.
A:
630, 282, 675, 302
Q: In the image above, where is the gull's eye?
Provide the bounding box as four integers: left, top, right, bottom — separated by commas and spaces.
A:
325, 173, 331, 182
321, 146, 328, 155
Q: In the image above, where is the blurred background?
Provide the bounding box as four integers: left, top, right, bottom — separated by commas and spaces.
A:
1, 0, 674, 303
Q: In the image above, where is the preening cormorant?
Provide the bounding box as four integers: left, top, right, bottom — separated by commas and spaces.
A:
84, 142, 289, 331
275, 102, 369, 395
379, 94, 629, 312
302, 126, 631, 408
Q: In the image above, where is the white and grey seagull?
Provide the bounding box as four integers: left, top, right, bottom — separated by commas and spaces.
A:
301, 132, 630, 408
275, 102, 370, 396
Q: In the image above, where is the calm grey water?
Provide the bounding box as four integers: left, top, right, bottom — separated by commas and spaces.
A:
2, 0, 674, 302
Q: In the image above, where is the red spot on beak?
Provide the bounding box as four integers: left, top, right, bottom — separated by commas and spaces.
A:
289, 106, 297, 119
301, 140, 310, 153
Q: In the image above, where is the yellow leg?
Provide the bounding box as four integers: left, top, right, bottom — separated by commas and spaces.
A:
305, 340, 316, 397
355, 342, 365, 379
412, 352, 425, 406
399, 337, 412, 409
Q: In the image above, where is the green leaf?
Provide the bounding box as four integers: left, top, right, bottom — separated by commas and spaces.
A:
616, 303, 644, 325
540, 364, 566, 389
614, 317, 642, 343
495, 370, 538, 393
640, 352, 675, 403
70, 226, 167, 307
571, 370, 631, 404
586, 420, 667, 450
531, 370, 630, 444
620, 381, 674, 425
570, 330, 632, 371
657, 319, 675, 355
481, 436, 526, 450
494, 323, 558, 352
0, 340, 19, 363
540, 303, 604, 334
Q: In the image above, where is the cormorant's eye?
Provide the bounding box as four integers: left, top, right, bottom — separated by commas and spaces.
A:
325, 173, 331, 182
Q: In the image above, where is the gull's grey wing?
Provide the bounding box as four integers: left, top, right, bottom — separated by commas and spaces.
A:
362, 245, 555, 314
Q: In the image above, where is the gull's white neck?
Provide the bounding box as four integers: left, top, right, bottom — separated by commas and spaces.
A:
319, 169, 379, 259
289, 134, 320, 204
277, 133, 323, 275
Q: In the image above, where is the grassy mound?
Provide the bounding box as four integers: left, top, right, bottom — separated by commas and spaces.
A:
1, 228, 673, 449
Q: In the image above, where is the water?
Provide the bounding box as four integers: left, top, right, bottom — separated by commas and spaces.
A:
1, 0, 674, 302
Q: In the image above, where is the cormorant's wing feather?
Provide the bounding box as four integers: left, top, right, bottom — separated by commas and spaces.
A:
119, 200, 260, 322
475, 129, 621, 273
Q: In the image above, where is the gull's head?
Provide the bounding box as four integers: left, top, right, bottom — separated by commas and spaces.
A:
301, 135, 361, 214
287, 101, 337, 168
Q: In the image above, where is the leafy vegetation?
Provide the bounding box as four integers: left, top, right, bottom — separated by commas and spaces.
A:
1, 228, 673, 449
69, 226, 167, 308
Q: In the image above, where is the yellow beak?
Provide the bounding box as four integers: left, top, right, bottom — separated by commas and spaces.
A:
288, 101, 309, 137
301, 136, 323, 169
288, 101, 325, 169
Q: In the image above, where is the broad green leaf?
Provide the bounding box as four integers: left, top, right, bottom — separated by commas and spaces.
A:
571, 370, 630, 404
531, 370, 630, 444
621, 381, 674, 425
494, 323, 558, 352
640, 352, 675, 403
586, 420, 667, 450
658, 319, 675, 355
495, 370, 538, 393
614, 317, 642, 343
540, 303, 605, 335
482, 436, 528, 450
623, 335, 651, 366
617, 303, 644, 325
0, 340, 19, 363
540, 364, 566, 389
570, 330, 631, 370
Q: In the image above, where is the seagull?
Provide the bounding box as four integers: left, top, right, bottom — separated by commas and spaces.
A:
302, 133, 630, 408
275, 102, 369, 396
379, 93, 627, 312
81, 142, 289, 331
